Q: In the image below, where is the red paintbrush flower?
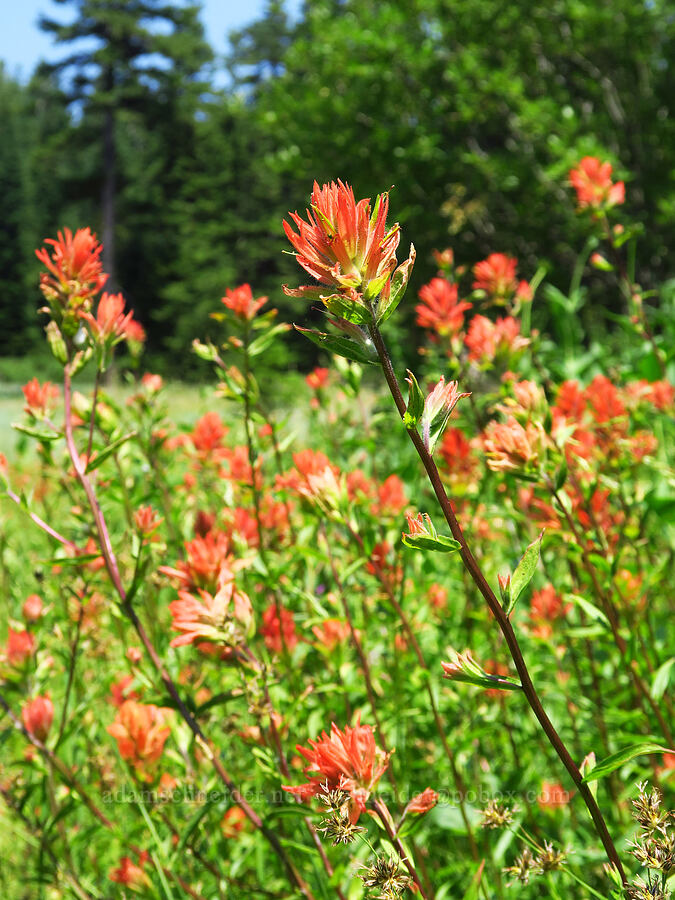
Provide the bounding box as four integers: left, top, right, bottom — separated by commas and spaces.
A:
169, 582, 253, 647
22, 378, 59, 418
221, 284, 268, 321
79, 291, 140, 345
35, 227, 107, 310
283, 180, 415, 324
415, 278, 471, 337
22, 695, 54, 743
283, 717, 391, 820
569, 157, 625, 210
107, 700, 172, 780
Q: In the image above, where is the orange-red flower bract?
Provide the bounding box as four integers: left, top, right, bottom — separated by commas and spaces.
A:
312, 618, 351, 650
405, 787, 439, 815
282, 718, 390, 820
22, 594, 43, 622
109, 854, 150, 888
305, 367, 330, 391
569, 157, 625, 210
80, 291, 141, 345
261, 603, 298, 654
169, 582, 253, 647
22, 695, 54, 743
107, 700, 171, 780
415, 278, 471, 336
538, 780, 572, 809
22, 378, 59, 418
5, 628, 36, 666
283, 180, 415, 323
483, 417, 545, 474
465, 315, 528, 363
222, 284, 268, 320
35, 227, 107, 309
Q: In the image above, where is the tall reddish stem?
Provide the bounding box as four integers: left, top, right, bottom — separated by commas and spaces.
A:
368, 322, 627, 886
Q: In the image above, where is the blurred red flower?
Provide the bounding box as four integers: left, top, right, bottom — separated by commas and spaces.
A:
569, 157, 625, 210
107, 700, 171, 780
261, 603, 298, 654
222, 284, 268, 320
22, 695, 54, 742
415, 278, 471, 336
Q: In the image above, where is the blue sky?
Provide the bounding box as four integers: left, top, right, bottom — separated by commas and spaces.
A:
0, 0, 277, 81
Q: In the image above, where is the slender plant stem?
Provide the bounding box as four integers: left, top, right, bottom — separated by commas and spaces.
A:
5, 487, 80, 552
85, 368, 101, 462
61, 365, 316, 900
550, 482, 674, 746
368, 322, 627, 886
54, 602, 84, 750
371, 798, 428, 898
346, 521, 478, 856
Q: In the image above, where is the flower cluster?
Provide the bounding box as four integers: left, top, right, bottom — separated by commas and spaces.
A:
283, 180, 415, 325
35, 227, 144, 362
283, 718, 391, 821
569, 156, 625, 211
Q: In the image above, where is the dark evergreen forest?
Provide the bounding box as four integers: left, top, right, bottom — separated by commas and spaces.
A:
1, 0, 673, 375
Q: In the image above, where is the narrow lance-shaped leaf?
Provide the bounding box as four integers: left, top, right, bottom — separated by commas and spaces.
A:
651, 658, 675, 701
12, 423, 61, 443
505, 530, 544, 615
85, 431, 137, 474
404, 369, 425, 427
376, 242, 416, 324
401, 512, 461, 553
581, 742, 672, 783
442, 648, 522, 691
294, 325, 378, 365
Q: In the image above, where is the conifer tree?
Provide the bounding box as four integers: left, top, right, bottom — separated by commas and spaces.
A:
38, 0, 212, 288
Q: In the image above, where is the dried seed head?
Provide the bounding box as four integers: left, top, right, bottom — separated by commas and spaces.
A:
318, 781, 351, 815
534, 841, 567, 873
359, 856, 412, 898
632, 783, 671, 836
317, 812, 365, 845
625, 874, 669, 900
480, 799, 514, 829
504, 848, 535, 885
629, 835, 675, 874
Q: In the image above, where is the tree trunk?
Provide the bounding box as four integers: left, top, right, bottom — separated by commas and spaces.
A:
101, 103, 116, 289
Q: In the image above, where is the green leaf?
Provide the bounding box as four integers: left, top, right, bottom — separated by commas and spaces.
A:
377, 242, 416, 324
506, 531, 543, 614
45, 553, 102, 568
565, 593, 610, 626
402, 533, 461, 553
587, 552, 611, 573
294, 325, 378, 365
323, 293, 372, 326
582, 742, 672, 783
651, 658, 675, 700
554, 459, 567, 491
404, 369, 425, 423
461, 861, 485, 900
248, 323, 290, 357
11, 422, 61, 442
84, 431, 137, 473
177, 800, 219, 853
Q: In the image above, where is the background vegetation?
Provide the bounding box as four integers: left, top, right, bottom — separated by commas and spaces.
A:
1, 0, 674, 375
